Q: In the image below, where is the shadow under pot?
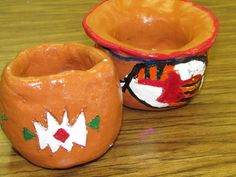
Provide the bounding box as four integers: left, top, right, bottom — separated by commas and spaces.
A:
0, 44, 123, 169
83, 0, 219, 110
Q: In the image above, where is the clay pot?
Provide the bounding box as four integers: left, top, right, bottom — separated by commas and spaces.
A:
0, 44, 122, 168
83, 0, 219, 110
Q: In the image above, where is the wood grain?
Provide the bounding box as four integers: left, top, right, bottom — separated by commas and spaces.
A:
0, 0, 236, 176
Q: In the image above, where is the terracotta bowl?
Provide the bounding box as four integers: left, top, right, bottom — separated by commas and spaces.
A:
83, 0, 219, 110
0, 44, 122, 168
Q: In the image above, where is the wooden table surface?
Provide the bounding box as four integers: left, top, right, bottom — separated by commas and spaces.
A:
0, 0, 236, 176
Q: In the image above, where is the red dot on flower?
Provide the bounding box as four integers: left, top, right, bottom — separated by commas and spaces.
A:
53, 128, 70, 143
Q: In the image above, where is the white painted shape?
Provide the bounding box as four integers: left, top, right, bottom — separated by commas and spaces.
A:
120, 82, 125, 88
120, 75, 128, 88
61, 112, 87, 151
34, 121, 61, 153
45, 112, 63, 152
46, 112, 60, 135
62, 111, 69, 126
129, 78, 169, 108
48, 137, 61, 153
174, 60, 206, 81
33, 122, 48, 150
33, 111, 88, 153
72, 112, 87, 147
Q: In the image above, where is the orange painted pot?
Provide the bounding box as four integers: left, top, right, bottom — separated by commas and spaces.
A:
0, 44, 122, 168
83, 0, 219, 110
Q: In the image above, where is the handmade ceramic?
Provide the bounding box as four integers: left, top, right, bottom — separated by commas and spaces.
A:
83, 0, 219, 110
0, 44, 122, 168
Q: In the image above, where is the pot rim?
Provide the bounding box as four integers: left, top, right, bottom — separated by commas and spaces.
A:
82, 0, 219, 60
4, 43, 110, 82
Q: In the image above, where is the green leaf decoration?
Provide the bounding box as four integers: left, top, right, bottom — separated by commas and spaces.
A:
23, 128, 35, 141
87, 115, 100, 129
0, 113, 8, 121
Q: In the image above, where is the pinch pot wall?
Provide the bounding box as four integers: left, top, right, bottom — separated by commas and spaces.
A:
83, 0, 218, 111
0, 44, 123, 168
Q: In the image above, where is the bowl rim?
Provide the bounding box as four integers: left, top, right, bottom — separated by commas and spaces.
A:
82, 0, 219, 60
3, 43, 111, 83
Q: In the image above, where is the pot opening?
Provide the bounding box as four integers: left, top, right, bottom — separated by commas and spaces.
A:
11, 45, 99, 77
84, 0, 218, 59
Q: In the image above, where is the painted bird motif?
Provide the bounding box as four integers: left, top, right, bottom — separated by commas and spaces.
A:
121, 55, 207, 108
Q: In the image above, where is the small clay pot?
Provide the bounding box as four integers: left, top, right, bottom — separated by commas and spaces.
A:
0, 44, 122, 168
83, 0, 219, 110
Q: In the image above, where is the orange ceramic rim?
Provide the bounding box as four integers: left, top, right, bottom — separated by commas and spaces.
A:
83, 0, 219, 60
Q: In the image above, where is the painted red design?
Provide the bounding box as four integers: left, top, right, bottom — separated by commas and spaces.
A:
53, 128, 70, 143
157, 71, 185, 103
138, 71, 202, 103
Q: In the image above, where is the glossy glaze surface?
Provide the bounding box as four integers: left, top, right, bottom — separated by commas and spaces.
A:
0, 44, 123, 168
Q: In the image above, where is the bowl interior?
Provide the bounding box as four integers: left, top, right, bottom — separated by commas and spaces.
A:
84, 0, 217, 56
10, 44, 102, 77
113, 17, 189, 51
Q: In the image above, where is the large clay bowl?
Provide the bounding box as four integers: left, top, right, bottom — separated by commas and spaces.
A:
0, 44, 122, 168
83, 0, 218, 110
